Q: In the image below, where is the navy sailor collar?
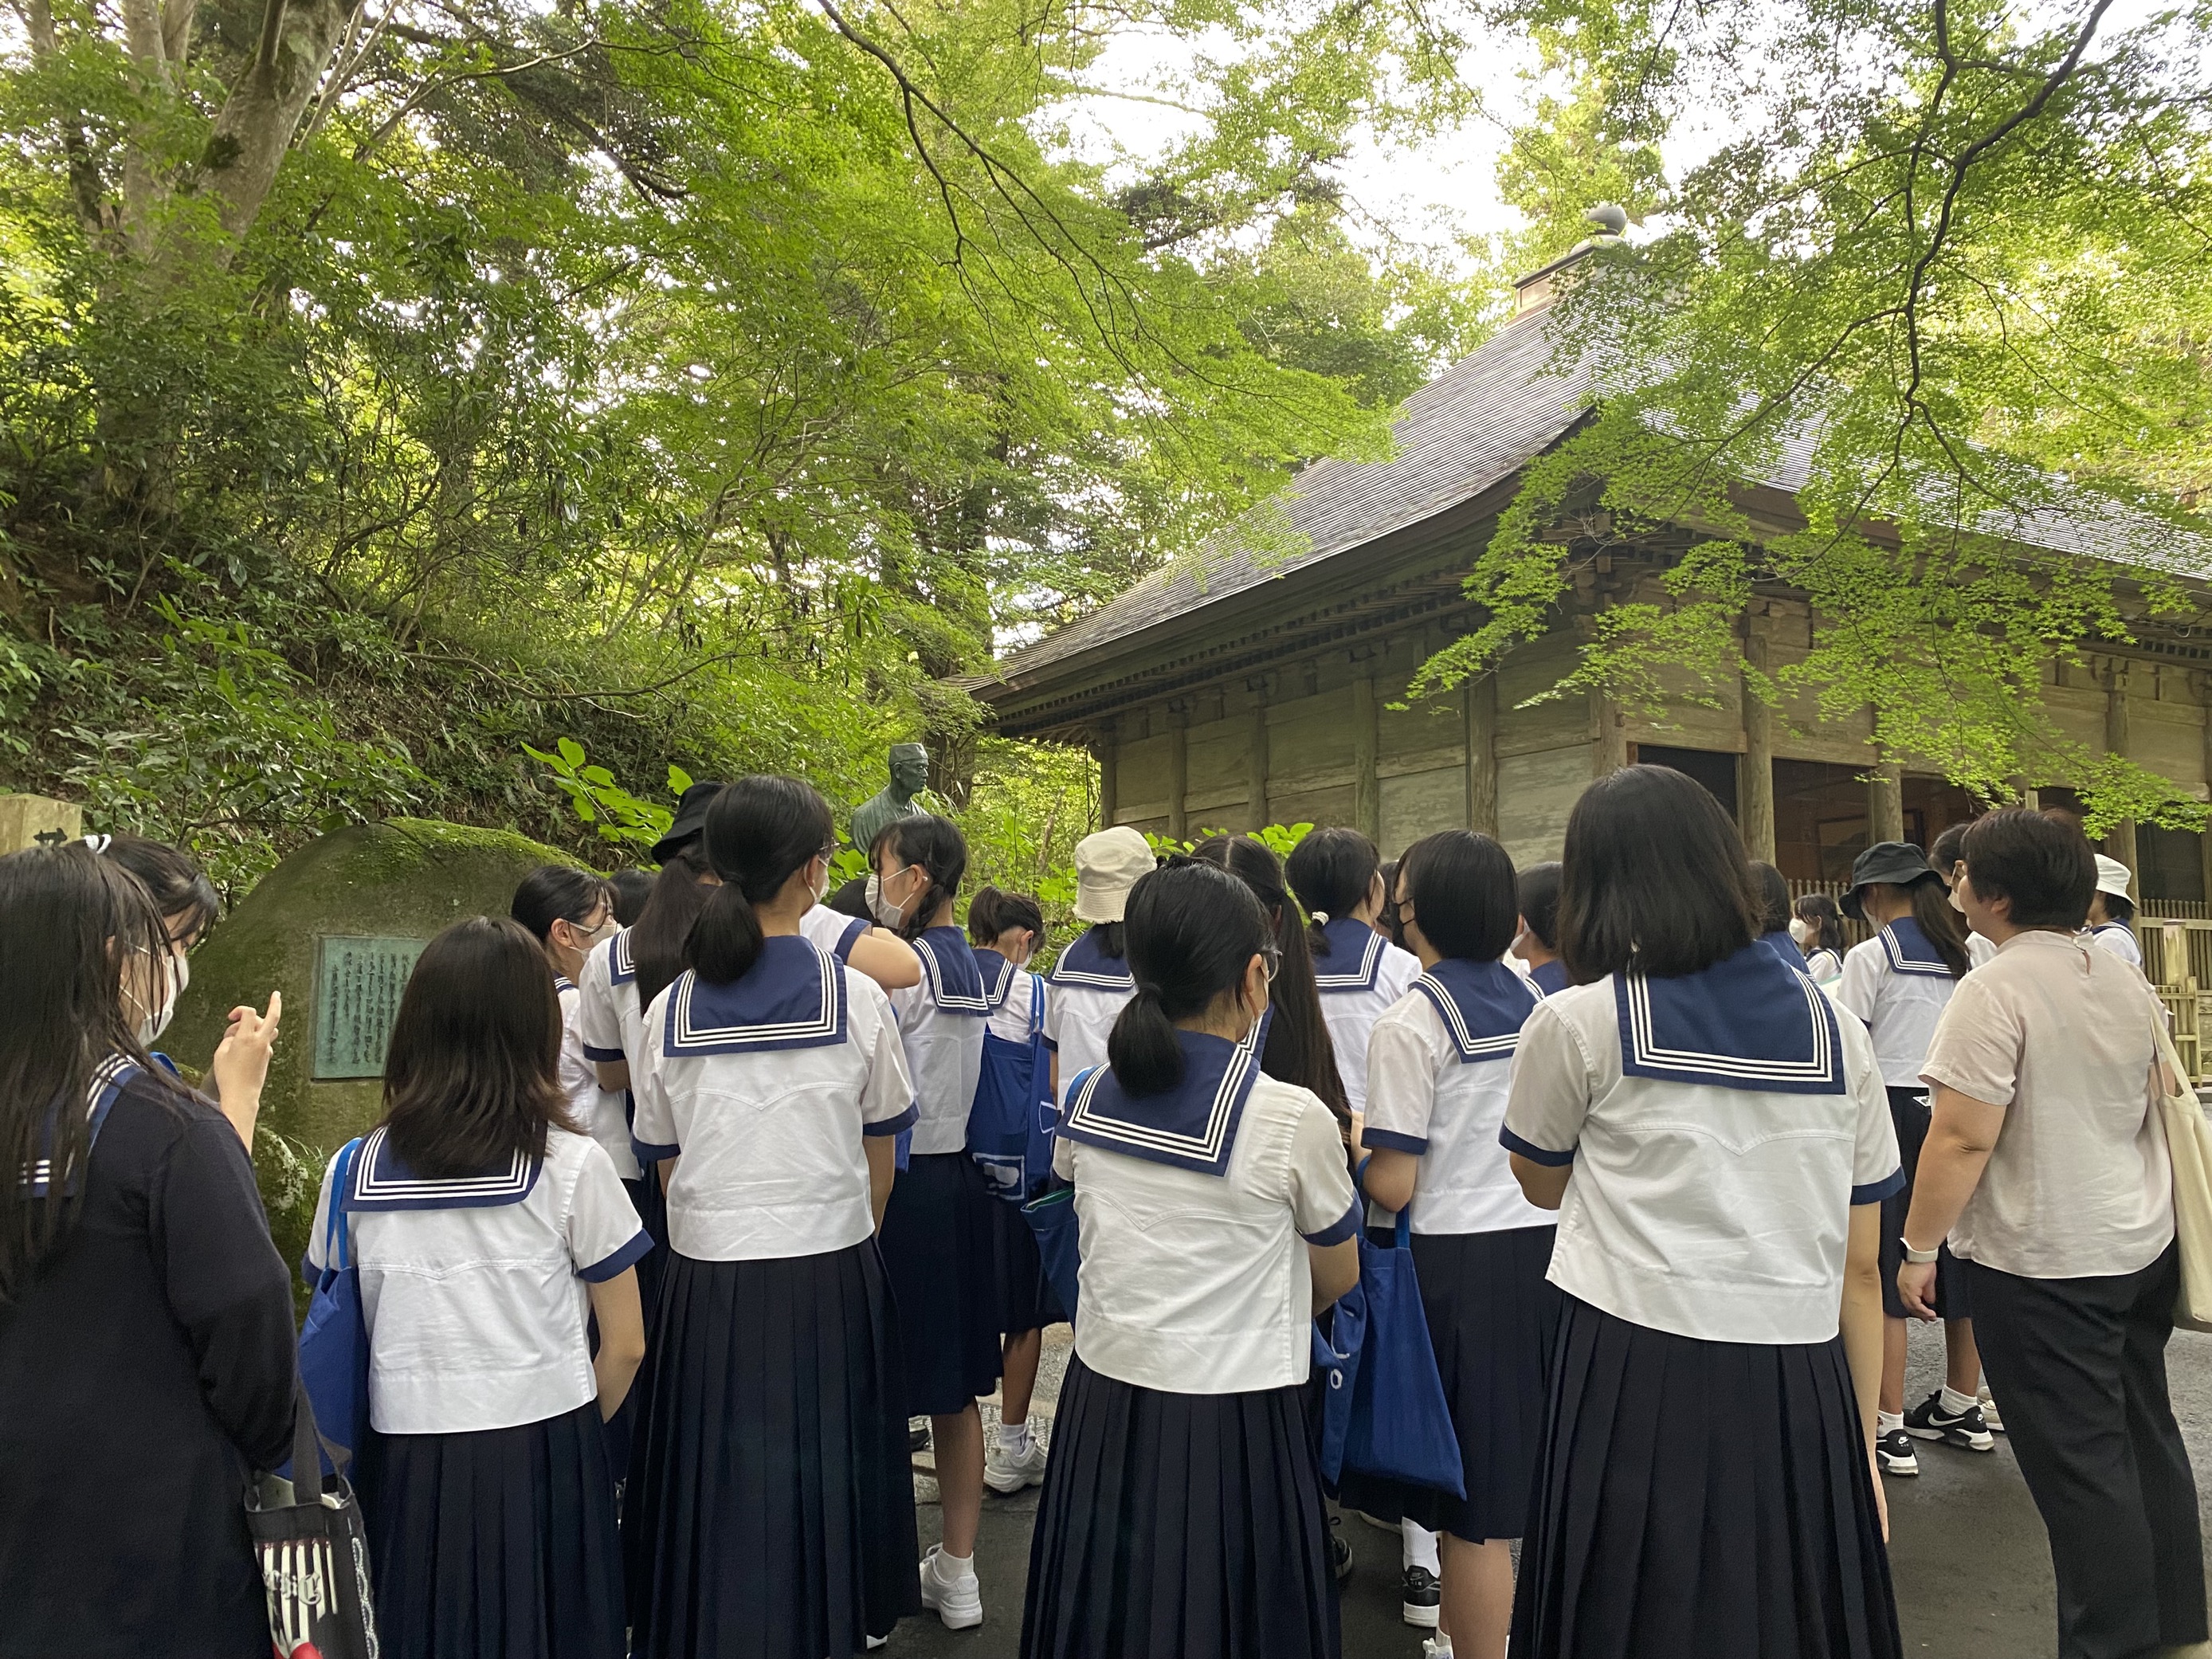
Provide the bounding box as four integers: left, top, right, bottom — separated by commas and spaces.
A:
1879, 917, 1954, 979
25, 1054, 138, 1198
1052, 928, 1135, 993
1759, 928, 1810, 975
1413, 958, 1539, 1063
1616, 939, 1846, 1096
606, 926, 637, 988
913, 926, 989, 1016
1059, 1021, 1265, 1177
972, 948, 1021, 1012
1312, 917, 1390, 992
663, 935, 846, 1057
347, 1123, 541, 1212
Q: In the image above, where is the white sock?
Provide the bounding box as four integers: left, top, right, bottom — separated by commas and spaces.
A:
935, 1547, 975, 1579
1426, 1638, 1453, 1658
1402, 1518, 1440, 1575
1878, 1410, 1904, 1433
998, 1420, 1032, 1457
1940, 1384, 1980, 1416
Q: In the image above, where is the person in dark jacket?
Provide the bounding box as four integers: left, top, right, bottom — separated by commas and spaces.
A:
0, 843, 296, 1659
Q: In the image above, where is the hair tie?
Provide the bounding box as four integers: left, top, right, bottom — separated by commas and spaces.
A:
1311, 910, 1329, 925
81, 834, 112, 856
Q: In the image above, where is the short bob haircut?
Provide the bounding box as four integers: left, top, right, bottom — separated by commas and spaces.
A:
1516, 861, 1563, 951
380, 916, 578, 1179
1961, 807, 2095, 931
1748, 861, 1794, 934
1399, 831, 1517, 963
1559, 764, 1759, 981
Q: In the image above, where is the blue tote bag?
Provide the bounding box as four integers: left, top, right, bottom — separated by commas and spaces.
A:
1020, 1183, 1081, 1322
1318, 1196, 1464, 1499
296, 1137, 370, 1472
968, 975, 1049, 1202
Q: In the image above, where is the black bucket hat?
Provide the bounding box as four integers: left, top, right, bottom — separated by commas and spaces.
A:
1841, 841, 1939, 920
649, 779, 725, 865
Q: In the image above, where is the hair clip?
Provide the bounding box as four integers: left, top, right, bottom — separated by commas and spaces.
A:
1311, 910, 1330, 924
81, 833, 112, 856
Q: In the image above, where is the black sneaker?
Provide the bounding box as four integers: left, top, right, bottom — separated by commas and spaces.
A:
1330, 1516, 1354, 1583
908, 1418, 930, 1454
1877, 1426, 1920, 1476
1401, 1564, 1441, 1628
1904, 1390, 1995, 1452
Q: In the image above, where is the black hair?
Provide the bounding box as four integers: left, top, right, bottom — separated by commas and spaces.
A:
1515, 861, 1563, 951
828, 875, 873, 920
631, 843, 715, 1012
1190, 836, 1350, 1132
1929, 822, 1970, 873
1906, 877, 1973, 977
1399, 831, 1518, 962
1794, 892, 1845, 955
1559, 764, 1760, 980
1108, 864, 1274, 1097
381, 917, 578, 1179
510, 865, 612, 943
1375, 859, 1405, 948
872, 815, 967, 943
1284, 826, 1380, 957
967, 886, 1045, 949
0, 846, 182, 1304
691, 775, 837, 984
2104, 891, 2137, 925
1084, 921, 1127, 959
95, 833, 221, 948
1961, 807, 2096, 930
1748, 861, 1794, 934
608, 869, 654, 927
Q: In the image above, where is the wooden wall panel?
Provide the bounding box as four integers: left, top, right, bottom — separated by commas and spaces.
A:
1497, 743, 1592, 868
1272, 782, 1359, 830
1379, 689, 1465, 772
2133, 703, 2206, 792
1380, 766, 1469, 857
1269, 692, 1359, 798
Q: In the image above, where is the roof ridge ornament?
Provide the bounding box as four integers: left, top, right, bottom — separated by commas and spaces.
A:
1512, 202, 1630, 316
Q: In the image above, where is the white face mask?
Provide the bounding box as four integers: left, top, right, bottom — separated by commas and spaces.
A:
867, 869, 911, 928
1787, 916, 1813, 947
810, 858, 831, 905
134, 949, 188, 1046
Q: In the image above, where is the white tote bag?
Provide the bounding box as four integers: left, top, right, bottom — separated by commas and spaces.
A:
2151, 1018, 2212, 1334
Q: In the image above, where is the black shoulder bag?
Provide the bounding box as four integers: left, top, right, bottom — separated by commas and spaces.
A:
244, 1381, 380, 1659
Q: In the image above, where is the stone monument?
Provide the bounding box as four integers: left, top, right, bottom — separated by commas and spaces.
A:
849, 741, 930, 853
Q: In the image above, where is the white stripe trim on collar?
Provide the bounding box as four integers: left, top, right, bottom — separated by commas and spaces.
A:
1313, 928, 1386, 991
1622, 967, 1841, 1087
665, 948, 841, 1053
350, 1124, 535, 1203
1063, 1024, 1260, 1166
917, 936, 990, 1014
1415, 972, 1528, 1061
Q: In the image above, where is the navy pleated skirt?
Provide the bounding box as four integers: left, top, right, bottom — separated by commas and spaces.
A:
988, 1190, 1067, 1335
1399, 1224, 1561, 1543
1877, 1089, 1970, 1320
880, 1151, 1004, 1414
1021, 1356, 1340, 1659
358, 1400, 624, 1659
623, 1243, 923, 1659
1511, 1296, 1903, 1659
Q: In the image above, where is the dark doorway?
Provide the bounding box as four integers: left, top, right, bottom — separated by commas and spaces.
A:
1636, 745, 1739, 821
2141, 826, 2206, 902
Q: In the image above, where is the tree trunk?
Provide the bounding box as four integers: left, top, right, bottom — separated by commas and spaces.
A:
200, 0, 361, 248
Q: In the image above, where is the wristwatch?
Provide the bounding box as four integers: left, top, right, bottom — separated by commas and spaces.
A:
1900, 1239, 1940, 1265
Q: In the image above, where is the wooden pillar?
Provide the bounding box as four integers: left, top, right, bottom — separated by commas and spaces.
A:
1353, 671, 1381, 842
2107, 663, 2138, 873
1465, 675, 1499, 836
1867, 762, 1905, 845
1166, 705, 1189, 841
2196, 676, 2212, 904
1092, 718, 1119, 829
1739, 622, 1775, 861
1590, 688, 1629, 777
1245, 680, 1270, 831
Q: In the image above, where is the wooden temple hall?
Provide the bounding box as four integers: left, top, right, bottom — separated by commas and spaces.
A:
969, 243, 2212, 908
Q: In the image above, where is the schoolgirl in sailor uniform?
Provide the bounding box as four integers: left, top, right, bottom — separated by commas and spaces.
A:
2087, 853, 2143, 967
966, 885, 1061, 1497
1021, 861, 1363, 1659
1834, 841, 1987, 1473
1045, 825, 1155, 1107
1286, 826, 1421, 1131
514, 866, 629, 1201
1361, 831, 1555, 1659
1794, 890, 1850, 986
870, 813, 1001, 1626
308, 917, 650, 1659
1500, 766, 1904, 1659
623, 777, 922, 1658
1512, 860, 1570, 998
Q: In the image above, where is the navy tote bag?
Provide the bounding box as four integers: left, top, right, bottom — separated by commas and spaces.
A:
295, 1136, 370, 1471
1317, 1195, 1464, 1499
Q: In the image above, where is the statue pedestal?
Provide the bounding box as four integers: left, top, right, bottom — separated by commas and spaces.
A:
0, 794, 83, 854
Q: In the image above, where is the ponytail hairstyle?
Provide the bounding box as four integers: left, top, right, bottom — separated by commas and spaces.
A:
1908, 875, 1974, 979
872, 814, 967, 942
631, 843, 716, 1012
1747, 861, 1794, 935
1108, 862, 1273, 1098
689, 775, 837, 985
1284, 826, 1381, 957
0, 846, 180, 1306
1190, 835, 1350, 1131
1400, 831, 1517, 962
510, 865, 613, 944
1376, 859, 1405, 948
95, 833, 221, 949
608, 869, 654, 927
1794, 892, 1845, 956
967, 885, 1045, 950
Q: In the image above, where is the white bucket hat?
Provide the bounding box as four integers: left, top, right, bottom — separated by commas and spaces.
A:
1073, 826, 1155, 924
2094, 854, 2134, 900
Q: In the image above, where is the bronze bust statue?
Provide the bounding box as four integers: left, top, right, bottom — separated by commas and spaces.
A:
849, 743, 930, 853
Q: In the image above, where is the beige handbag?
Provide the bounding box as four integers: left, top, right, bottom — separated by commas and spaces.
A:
2151, 1018, 2212, 1334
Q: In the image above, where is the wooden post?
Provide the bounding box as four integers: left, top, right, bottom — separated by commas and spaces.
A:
2197, 675, 2212, 904
2108, 662, 2139, 873
1739, 621, 1776, 861
1353, 672, 1381, 841
1246, 680, 1271, 831
1589, 688, 1628, 777
1167, 705, 1189, 841
1092, 719, 1118, 829
1867, 762, 1905, 845
1465, 675, 1499, 836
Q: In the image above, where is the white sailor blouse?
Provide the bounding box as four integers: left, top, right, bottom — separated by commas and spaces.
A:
1043, 927, 1135, 1108
557, 975, 640, 1181
305, 1125, 650, 1435
1500, 939, 1903, 1346
1309, 916, 1422, 1118
629, 935, 916, 1261
890, 925, 990, 1158
1835, 916, 1959, 1089
1364, 958, 1551, 1234
1051, 1027, 1361, 1394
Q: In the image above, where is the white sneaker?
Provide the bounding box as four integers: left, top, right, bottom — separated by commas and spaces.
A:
920, 1543, 983, 1629
1979, 1386, 2006, 1433
984, 1432, 1049, 1493
1421, 1640, 1455, 1659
